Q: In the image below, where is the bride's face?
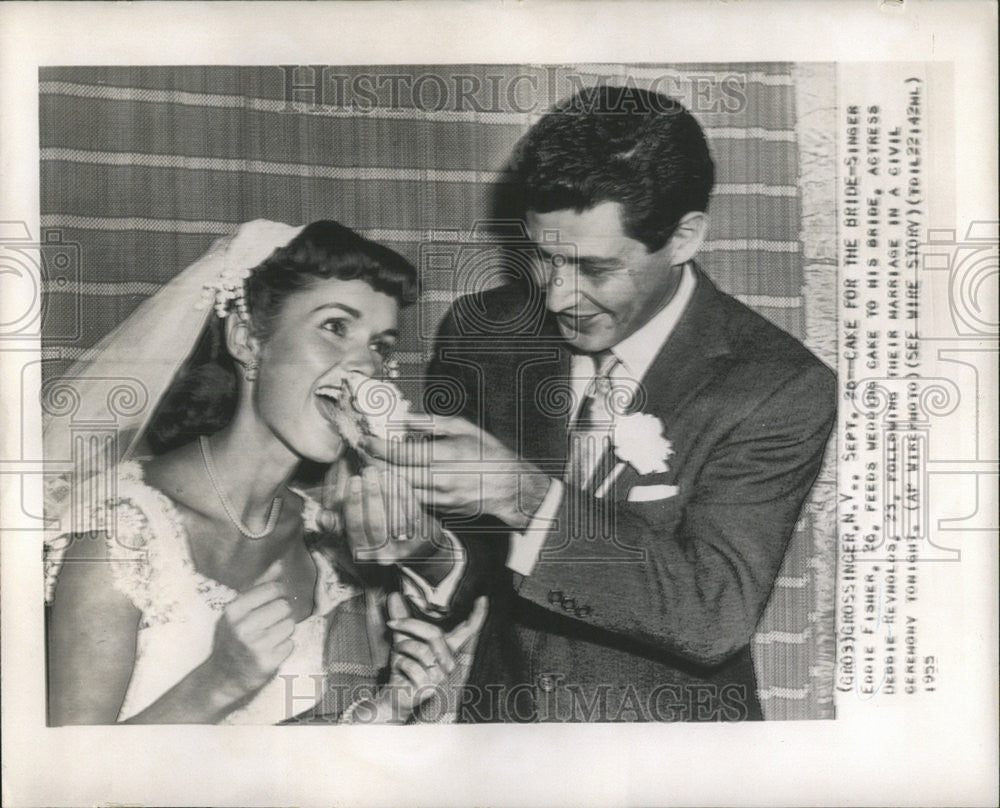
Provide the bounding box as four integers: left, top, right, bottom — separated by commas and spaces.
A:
251, 276, 400, 463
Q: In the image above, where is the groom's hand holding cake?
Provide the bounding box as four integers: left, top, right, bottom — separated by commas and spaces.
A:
313, 371, 467, 610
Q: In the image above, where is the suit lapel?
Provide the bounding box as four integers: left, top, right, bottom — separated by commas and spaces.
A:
590, 266, 733, 498
634, 265, 732, 421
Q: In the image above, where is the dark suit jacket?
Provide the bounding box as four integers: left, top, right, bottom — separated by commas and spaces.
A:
426, 265, 836, 722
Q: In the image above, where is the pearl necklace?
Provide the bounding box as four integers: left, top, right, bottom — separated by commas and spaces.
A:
199, 436, 283, 539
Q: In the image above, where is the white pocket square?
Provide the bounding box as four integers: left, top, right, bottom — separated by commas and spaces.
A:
627, 484, 679, 502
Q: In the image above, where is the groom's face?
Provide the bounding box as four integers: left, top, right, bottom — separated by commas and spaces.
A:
527, 202, 683, 353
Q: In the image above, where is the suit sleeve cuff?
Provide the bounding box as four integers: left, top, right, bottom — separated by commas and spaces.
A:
506, 478, 564, 577
397, 530, 466, 616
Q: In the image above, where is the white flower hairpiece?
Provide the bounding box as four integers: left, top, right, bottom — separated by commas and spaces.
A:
612, 412, 674, 475
199, 264, 252, 319
195, 221, 304, 318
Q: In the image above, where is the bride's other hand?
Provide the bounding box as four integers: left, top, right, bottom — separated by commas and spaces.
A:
373, 592, 488, 723
389, 591, 488, 657
205, 559, 295, 702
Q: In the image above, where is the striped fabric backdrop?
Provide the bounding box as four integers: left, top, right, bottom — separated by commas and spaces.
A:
38, 64, 836, 720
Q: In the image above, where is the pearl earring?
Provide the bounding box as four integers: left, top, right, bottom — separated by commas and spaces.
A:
244, 360, 259, 381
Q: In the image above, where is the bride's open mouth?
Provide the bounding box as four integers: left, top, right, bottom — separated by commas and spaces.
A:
314, 382, 348, 424
314, 379, 367, 448
313, 372, 409, 450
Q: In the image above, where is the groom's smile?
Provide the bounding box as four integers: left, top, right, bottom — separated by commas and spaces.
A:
555, 309, 603, 334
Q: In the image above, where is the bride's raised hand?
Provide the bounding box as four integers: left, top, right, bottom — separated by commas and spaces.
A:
376, 592, 488, 722
206, 559, 296, 702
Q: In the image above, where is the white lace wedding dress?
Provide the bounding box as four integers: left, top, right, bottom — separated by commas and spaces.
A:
45, 460, 360, 724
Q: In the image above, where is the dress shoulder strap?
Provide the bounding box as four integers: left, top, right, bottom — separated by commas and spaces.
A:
44, 460, 191, 622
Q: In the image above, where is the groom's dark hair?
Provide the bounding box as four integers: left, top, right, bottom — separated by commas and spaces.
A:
510, 85, 715, 253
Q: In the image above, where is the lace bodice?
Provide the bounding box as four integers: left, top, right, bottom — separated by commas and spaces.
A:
45, 460, 359, 724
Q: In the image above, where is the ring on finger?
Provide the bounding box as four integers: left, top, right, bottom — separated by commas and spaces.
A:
394, 533, 410, 542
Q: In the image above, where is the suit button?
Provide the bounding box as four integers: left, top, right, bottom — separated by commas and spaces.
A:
563, 598, 576, 611
547, 590, 563, 606
575, 606, 592, 618
538, 675, 555, 692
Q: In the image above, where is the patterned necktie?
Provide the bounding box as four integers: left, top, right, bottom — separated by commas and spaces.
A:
565, 350, 620, 491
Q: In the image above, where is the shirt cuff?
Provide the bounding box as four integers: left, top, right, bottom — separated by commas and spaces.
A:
506, 478, 564, 577
397, 530, 466, 617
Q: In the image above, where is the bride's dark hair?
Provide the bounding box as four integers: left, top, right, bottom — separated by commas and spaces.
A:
145, 220, 419, 454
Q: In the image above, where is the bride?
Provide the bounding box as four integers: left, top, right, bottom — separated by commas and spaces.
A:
44, 219, 484, 725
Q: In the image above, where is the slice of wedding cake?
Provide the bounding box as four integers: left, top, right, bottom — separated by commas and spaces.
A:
317, 371, 412, 452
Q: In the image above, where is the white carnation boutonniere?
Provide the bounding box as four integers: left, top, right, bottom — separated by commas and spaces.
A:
612, 412, 674, 475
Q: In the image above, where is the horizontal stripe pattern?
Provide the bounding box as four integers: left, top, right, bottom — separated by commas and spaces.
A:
563, 64, 796, 86
40, 80, 797, 140
40, 345, 435, 371
774, 575, 809, 588
758, 686, 810, 701
754, 630, 810, 645
42, 215, 234, 235
41, 149, 799, 197
41, 165, 493, 233
41, 281, 163, 296
42, 280, 805, 311
42, 148, 507, 184
40, 214, 800, 249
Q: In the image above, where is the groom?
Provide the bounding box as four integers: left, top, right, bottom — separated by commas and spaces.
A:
366, 86, 836, 721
